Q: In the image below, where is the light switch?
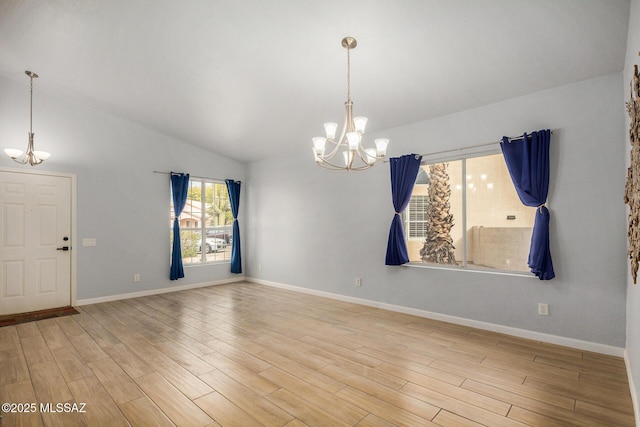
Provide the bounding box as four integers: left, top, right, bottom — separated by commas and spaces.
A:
83, 238, 96, 247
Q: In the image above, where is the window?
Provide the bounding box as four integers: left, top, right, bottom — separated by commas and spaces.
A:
170, 179, 233, 265
404, 152, 535, 273
406, 195, 429, 238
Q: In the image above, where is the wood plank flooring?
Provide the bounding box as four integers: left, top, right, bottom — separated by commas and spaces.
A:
0, 282, 635, 426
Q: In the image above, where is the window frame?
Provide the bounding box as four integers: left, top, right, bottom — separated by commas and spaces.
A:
403, 148, 535, 278
171, 178, 232, 266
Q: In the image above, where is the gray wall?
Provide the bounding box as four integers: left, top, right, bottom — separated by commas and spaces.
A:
246, 72, 628, 348
0, 75, 245, 300
624, 0, 640, 414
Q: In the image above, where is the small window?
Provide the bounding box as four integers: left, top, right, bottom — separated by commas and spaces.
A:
406, 195, 429, 239
404, 152, 535, 274
170, 179, 233, 265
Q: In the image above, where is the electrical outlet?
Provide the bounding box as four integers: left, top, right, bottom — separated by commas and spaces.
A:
355, 278, 362, 287
134, 274, 140, 282
538, 303, 549, 316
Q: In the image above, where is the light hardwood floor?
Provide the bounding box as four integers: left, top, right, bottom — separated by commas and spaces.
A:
0, 282, 635, 426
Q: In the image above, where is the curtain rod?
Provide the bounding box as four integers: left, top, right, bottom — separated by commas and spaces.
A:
416, 130, 555, 160
153, 170, 241, 183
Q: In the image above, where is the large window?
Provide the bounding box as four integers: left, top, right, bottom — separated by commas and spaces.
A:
170, 179, 233, 265
404, 152, 535, 273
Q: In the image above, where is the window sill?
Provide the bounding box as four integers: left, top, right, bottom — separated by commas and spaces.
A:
403, 262, 535, 278
184, 260, 231, 267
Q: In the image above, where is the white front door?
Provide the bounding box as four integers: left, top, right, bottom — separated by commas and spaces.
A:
0, 171, 71, 315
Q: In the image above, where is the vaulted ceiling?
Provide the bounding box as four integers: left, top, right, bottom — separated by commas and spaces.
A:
0, 0, 630, 163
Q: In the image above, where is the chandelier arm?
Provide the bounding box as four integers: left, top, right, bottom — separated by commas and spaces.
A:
30, 156, 44, 166
12, 155, 28, 165
315, 158, 354, 170
336, 120, 347, 146
352, 145, 380, 170
355, 145, 383, 168
354, 146, 370, 164
323, 137, 343, 159
338, 154, 375, 171
348, 163, 375, 171
316, 148, 382, 171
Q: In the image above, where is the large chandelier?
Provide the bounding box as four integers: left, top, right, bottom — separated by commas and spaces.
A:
4, 71, 51, 166
312, 37, 389, 171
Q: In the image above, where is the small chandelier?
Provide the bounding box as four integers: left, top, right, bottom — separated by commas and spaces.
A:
312, 37, 389, 171
4, 71, 51, 166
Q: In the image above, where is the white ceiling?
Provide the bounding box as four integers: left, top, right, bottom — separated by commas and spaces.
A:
0, 0, 630, 163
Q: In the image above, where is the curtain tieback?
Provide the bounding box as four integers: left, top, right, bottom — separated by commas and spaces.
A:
395, 212, 401, 216
537, 203, 546, 213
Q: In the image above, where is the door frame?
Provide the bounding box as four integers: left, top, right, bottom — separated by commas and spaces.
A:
0, 166, 77, 307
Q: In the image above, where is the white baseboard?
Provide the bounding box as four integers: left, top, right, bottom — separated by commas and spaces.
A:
247, 277, 625, 358
624, 350, 640, 427
76, 276, 245, 306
